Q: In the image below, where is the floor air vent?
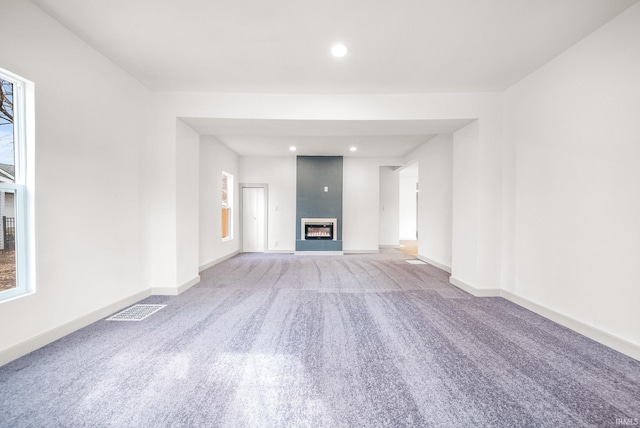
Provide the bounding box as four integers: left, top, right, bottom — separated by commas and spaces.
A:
406, 260, 427, 265
106, 304, 166, 321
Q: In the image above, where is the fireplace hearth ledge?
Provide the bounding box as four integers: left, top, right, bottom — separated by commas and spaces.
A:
294, 251, 344, 256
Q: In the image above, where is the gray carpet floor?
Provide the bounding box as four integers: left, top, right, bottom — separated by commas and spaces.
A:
1, 250, 639, 427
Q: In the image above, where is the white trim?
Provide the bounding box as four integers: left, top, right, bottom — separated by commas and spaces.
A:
151, 275, 200, 296
266, 250, 294, 254
448, 276, 640, 361
199, 250, 240, 272
295, 251, 343, 256
344, 249, 380, 254
0, 67, 36, 303
417, 254, 451, 273
379, 245, 400, 249
148, 286, 176, 296
221, 171, 233, 241
239, 183, 269, 253
449, 276, 501, 297
500, 290, 640, 362
178, 276, 200, 293
0, 289, 151, 367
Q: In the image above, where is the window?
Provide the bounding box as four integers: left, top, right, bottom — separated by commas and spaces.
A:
221, 171, 233, 241
0, 68, 34, 301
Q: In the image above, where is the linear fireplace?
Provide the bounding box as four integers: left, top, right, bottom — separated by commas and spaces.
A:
305, 223, 333, 240
301, 218, 337, 241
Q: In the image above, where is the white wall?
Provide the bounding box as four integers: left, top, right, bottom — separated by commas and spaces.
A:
1, 0, 636, 364
343, 157, 403, 253
176, 120, 200, 287
141, 100, 177, 291
239, 156, 404, 253
199, 136, 240, 268
1, 0, 636, 368
149, 91, 499, 275
378, 166, 400, 247
240, 156, 403, 253
451, 122, 480, 286
406, 135, 453, 270
398, 163, 418, 240
502, 2, 640, 349
239, 157, 296, 252
0, 1, 150, 361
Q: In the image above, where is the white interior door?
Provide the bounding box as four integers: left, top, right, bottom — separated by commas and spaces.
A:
242, 187, 265, 252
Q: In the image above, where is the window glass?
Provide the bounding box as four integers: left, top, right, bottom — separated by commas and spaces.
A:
0, 68, 33, 301
0, 78, 14, 182
0, 78, 16, 292
222, 172, 233, 240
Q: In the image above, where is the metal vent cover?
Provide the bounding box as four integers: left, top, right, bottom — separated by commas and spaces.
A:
406, 260, 427, 265
106, 304, 166, 321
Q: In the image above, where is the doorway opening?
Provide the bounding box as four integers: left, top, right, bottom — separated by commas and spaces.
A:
398, 163, 419, 257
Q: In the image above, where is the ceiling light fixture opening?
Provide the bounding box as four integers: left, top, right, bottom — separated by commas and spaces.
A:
350, 146, 358, 152
331, 43, 349, 58
289, 146, 297, 152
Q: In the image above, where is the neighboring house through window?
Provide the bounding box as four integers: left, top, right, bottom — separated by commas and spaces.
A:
221, 171, 233, 241
0, 67, 34, 301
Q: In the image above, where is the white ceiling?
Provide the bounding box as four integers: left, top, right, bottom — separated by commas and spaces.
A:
181, 118, 475, 157
32, 0, 637, 157
33, 0, 636, 93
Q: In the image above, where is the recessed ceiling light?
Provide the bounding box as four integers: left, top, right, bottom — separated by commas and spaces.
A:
289, 146, 297, 152
331, 43, 348, 58
350, 146, 357, 152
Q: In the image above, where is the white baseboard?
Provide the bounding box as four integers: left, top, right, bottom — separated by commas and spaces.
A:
417, 254, 451, 273
266, 250, 294, 254
500, 290, 640, 361
0, 289, 151, 368
150, 286, 176, 295
344, 250, 380, 254
448, 276, 640, 361
179, 275, 200, 293
379, 245, 400, 249
199, 250, 240, 272
151, 275, 200, 296
449, 276, 501, 297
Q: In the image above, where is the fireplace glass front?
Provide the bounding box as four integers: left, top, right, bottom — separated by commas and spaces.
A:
304, 223, 333, 240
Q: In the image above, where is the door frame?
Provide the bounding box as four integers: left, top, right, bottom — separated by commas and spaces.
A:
239, 183, 269, 253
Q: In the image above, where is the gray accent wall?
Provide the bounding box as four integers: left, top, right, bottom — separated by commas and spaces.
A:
296, 156, 343, 251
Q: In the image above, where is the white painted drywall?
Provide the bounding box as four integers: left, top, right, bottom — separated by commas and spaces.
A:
0, 1, 150, 357
199, 136, 240, 268
150, 91, 499, 272
1, 0, 637, 367
239, 156, 404, 253
502, 2, 640, 347
406, 134, 453, 269
141, 99, 178, 292
343, 157, 403, 252
176, 120, 200, 286
398, 163, 418, 240
378, 166, 400, 247
238, 157, 296, 252
451, 122, 480, 285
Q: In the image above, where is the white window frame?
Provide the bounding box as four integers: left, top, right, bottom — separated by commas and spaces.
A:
0, 67, 35, 302
221, 171, 233, 242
